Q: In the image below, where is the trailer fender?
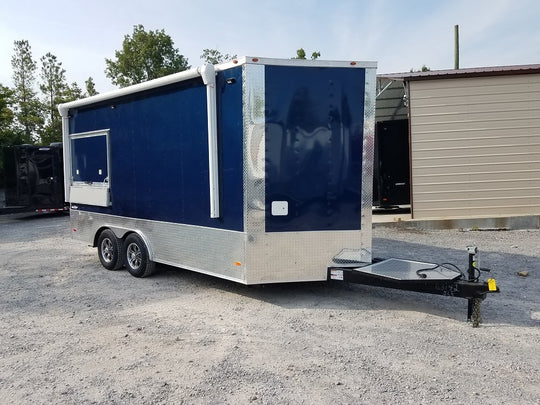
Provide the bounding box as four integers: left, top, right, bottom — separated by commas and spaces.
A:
123, 230, 155, 262
94, 227, 155, 262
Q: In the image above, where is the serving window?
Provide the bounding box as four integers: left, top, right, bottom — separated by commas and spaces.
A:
69, 129, 111, 207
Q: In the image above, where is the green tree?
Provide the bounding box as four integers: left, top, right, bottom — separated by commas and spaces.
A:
0, 84, 16, 145
39, 52, 66, 145
410, 65, 431, 72
294, 48, 306, 59
200, 49, 237, 64
64, 82, 84, 101
39, 54, 85, 145
0, 84, 16, 174
85, 77, 98, 96
11, 40, 43, 144
105, 24, 190, 87
293, 48, 321, 60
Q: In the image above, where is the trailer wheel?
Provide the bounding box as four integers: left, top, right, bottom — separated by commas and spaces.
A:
97, 229, 123, 270
124, 233, 155, 278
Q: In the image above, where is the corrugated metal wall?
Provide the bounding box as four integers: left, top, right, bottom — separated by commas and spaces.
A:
409, 73, 540, 219
376, 78, 408, 122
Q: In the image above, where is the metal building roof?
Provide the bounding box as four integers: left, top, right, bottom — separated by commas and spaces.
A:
379, 64, 540, 81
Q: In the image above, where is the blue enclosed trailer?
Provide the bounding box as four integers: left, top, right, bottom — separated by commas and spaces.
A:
59, 57, 377, 282
59, 57, 497, 325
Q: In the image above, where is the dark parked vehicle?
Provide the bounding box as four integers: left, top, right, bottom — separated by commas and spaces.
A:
1, 143, 66, 214
373, 119, 410, 208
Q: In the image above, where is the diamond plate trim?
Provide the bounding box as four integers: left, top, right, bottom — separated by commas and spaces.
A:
360, 66, 377, 263
71, 210, 246, 283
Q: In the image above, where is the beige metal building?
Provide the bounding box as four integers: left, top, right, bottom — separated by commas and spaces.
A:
378, 64, 540, 221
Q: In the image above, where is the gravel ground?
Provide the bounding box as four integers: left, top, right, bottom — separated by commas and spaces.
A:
0, 213, 538, 404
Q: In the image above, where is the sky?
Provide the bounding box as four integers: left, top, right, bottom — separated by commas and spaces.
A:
1, 0, 539, 93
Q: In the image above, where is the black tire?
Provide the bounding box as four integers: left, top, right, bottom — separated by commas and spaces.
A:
97, 229, 123, 270
123, 233, 155, 278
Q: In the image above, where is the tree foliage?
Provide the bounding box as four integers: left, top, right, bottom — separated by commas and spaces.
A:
11, 40, 43, 144
39, 53, 86, 145
293, 48, 321, 60
200, 49, 237, 65
410, 65, 431, 72
0, 84, 16, 145
65, 82, 84, 101
295, 48, 306, 59
85, 77, 98, 96
105, 24, 190, 87
0, 84, 15, 173
39, 52, 66, 144
2, 40, 103, 149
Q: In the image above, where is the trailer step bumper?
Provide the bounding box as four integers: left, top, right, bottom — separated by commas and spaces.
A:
331, 258, 461, 282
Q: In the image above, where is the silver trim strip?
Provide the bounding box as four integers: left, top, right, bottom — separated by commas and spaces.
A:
242, 56, 377, 69
61, 115, 70, 202
360, 66, 377, 262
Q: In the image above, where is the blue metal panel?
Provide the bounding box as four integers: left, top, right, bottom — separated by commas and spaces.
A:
264, 66, 365, 232
69, 67, 244, 231
71, 135, 108, 182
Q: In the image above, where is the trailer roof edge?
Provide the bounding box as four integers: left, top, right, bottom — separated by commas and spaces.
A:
57, 66, 204, 116
243, 56, 377, 69
58, 57, 377, 116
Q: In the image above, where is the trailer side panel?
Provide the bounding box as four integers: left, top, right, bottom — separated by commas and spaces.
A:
69, 68, 244, 231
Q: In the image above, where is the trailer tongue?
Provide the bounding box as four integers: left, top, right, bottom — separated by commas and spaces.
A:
329, 247, 499, 327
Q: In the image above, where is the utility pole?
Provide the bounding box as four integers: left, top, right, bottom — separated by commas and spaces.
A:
454, 24, 460, 70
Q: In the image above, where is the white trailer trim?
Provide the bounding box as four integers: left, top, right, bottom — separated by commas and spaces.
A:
70, 184, 110, 207
198, 63, 220, 218
58, 68, 202, 116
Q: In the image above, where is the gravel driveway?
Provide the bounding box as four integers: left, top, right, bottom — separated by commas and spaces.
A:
0, 213, 538, 404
